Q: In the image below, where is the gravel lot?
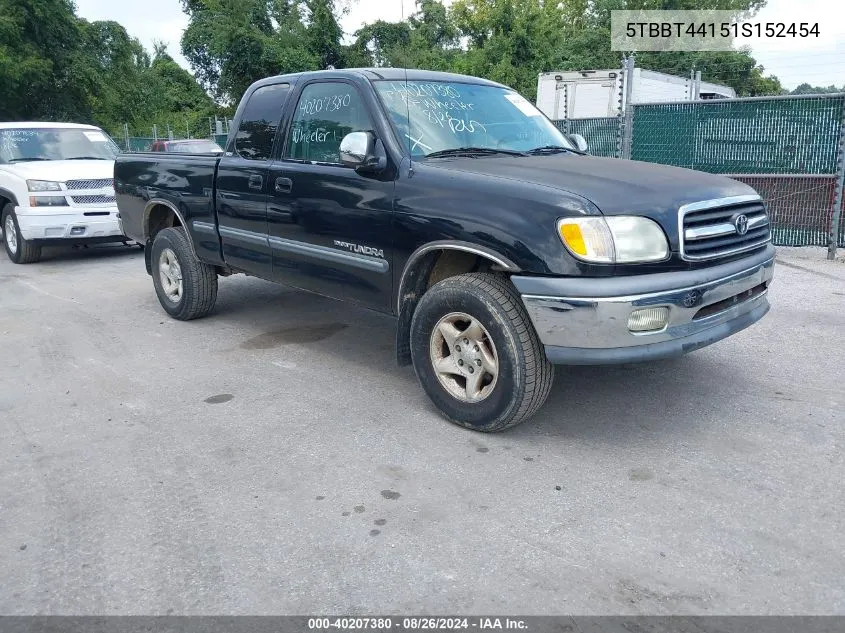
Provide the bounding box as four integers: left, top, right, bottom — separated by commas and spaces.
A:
1, 244, 843, 615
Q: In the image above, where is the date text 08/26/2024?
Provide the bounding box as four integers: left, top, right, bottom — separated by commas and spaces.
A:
308, 617, 528, 630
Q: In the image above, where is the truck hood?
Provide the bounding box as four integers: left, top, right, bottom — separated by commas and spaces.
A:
0, 159, 115, 183
432, 154, 754, 215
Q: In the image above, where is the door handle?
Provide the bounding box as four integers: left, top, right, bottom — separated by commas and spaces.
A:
248, 174, 263, 190
275, 177, 293, 194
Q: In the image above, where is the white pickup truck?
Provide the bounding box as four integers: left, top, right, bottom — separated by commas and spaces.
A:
0, 122, 126, 263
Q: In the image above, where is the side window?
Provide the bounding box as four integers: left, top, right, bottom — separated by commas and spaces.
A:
285, 82, 374, 164
234, 83, 290, 161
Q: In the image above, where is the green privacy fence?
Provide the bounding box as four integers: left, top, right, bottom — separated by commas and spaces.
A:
630, 94, 845, 174
554, 118, 621, 158
553, 93, 845, 251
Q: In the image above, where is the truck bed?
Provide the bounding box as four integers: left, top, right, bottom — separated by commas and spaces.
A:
114, 152, 223, 265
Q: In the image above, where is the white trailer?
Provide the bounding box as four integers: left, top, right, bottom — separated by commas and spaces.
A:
536, 69, 736, 119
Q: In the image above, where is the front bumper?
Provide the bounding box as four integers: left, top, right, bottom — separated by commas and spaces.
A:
511, 245, 775, 365
14, 206, 124, 241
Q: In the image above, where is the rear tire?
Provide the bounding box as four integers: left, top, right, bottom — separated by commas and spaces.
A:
2, 204, 42, 264
410, 273, 554, 432
150, 227, 217, 320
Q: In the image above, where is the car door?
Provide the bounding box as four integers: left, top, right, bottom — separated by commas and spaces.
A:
215, 82, 291, 276
266, 79, 396, 313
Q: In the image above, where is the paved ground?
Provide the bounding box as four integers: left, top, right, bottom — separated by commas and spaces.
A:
0, 243, 843, 615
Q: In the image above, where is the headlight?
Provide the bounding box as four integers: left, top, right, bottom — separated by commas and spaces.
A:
27, 180, 62, 191
557, 216, 669, 263
29, 196, 67, 207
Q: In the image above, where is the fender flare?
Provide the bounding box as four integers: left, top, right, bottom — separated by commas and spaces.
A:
393, 240, 520, 366
142, 198, 199, 259
395, 240, 520, 314
0, 187, 20, 207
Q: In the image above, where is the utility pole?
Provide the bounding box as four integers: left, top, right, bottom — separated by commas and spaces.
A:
829, 101, 845, 260
622, 54, 635, 159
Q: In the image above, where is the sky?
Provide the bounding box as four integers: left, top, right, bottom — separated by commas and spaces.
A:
73, 0, 845, 91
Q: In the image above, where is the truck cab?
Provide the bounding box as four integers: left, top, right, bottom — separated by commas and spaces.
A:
115, 69, 773, 432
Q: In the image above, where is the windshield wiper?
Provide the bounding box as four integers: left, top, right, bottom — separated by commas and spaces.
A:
7, 157, 51, 163
526, 145, 585, 155
65, 156, 109, 160
425, 147, 527, 158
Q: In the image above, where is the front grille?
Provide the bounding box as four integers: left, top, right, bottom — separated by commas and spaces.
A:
680, 196, 770, 261
66, 179, 112, 190
71, 195, 116, 205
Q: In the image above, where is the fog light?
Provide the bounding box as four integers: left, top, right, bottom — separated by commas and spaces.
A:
628, 307, 669, 333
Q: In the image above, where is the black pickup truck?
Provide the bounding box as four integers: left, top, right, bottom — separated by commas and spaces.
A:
115, 68, 774, 432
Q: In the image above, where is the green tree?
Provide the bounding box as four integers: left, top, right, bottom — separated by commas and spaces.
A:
76, 20, 149, 132
0, 0, 90, 120
0, 0, 228, 140
351, 21, 412, 67
305, 0, 344, 69
352, 0, 459, 71
181, 0, 319, 103
791, 83, 844, 95
451, 0, 568, 98
628, 49, 784, 96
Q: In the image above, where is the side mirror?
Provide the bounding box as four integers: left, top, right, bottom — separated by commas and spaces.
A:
568, 133, 588, 153
340, 131, 386, 172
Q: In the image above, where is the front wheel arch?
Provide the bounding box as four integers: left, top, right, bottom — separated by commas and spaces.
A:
395, 243, 520, 366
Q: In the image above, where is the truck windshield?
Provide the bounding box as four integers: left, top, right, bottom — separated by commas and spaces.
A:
374, 80, 573, 158
0, 128, 120, 164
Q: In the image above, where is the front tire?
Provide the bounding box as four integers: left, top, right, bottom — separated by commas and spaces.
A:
150, 227, 218, 320
410, 273, 554, 432
2, 204, 42, 264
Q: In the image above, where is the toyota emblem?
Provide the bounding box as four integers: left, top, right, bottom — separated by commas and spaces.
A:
734, 214, 749, 236
682, 289, 702, 308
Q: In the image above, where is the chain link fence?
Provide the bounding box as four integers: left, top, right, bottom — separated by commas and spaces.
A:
115, 136, 229, 153
113, 118, 232, 153
553, 92, 845, 255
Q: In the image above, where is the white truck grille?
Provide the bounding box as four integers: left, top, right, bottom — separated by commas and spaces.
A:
70, 195, 116, 205
66, 179, 112, 190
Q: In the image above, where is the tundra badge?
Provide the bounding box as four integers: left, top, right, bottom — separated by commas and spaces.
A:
333, 240, 385, 258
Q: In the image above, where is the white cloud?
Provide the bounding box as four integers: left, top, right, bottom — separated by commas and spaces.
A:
740, 0, 845, 88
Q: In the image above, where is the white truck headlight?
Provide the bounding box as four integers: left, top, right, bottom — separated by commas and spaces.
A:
557, 216, 669, 264
27, 180, 62, 192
